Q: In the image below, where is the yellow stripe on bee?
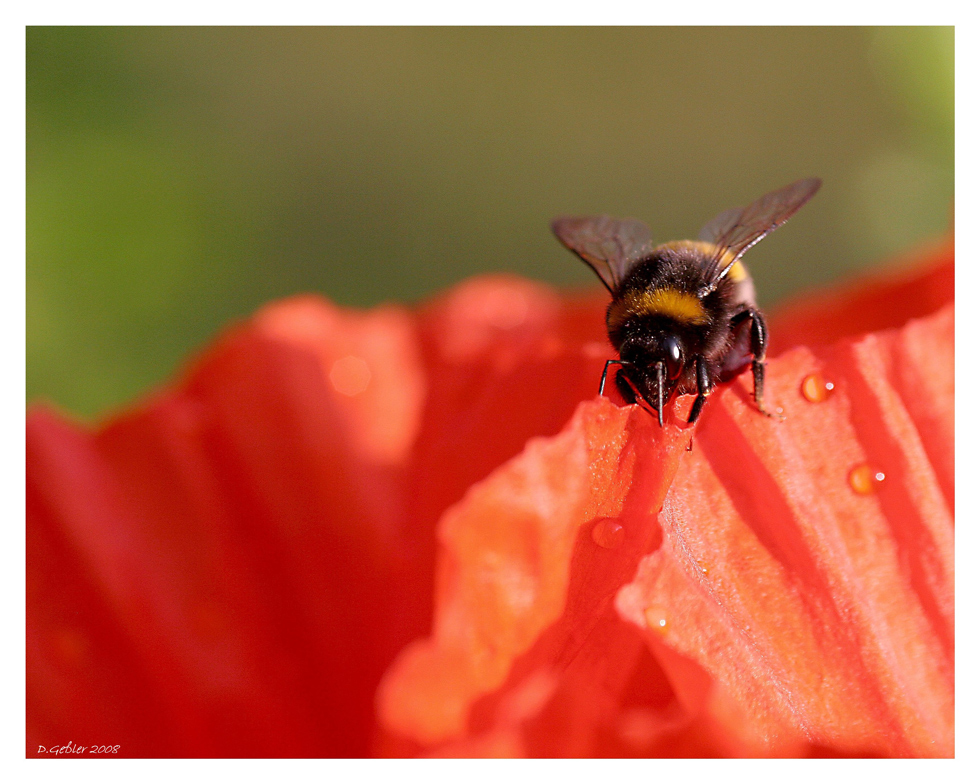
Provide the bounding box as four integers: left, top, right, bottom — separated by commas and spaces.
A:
660, 240, 719, 255
608, 287, 708, 330
661, 240, 744, 280
727, 260, 747, 282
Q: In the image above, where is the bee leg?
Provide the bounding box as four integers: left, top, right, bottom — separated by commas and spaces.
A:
748, 308, 768, 407
599, 359, 626, 396
687, 355, 712, 424
746, 309, 783, 420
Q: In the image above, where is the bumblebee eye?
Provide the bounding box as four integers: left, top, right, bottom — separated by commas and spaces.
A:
663, 335, 684, 380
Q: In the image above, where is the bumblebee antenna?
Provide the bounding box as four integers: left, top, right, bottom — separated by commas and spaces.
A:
655, 361, 665, 427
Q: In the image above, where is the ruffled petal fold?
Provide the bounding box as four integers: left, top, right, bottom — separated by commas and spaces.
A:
378, 301, 953, 757
28, 238, 953, 758
28, 297, 429, 756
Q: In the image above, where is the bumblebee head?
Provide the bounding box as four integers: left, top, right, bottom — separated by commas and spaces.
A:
619, 331, 687, 383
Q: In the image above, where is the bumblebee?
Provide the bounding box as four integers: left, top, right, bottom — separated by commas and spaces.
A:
552, 177, 821, 426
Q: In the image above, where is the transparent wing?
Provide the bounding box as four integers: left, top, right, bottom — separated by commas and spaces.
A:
698, 177, 822, 288
551, 215, 654, 293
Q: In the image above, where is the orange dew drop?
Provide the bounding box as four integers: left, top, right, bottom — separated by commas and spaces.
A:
481, 287, 529, 329
582, 341, 609, 359
801, 372, 835, 403
538, 335, 564, 359
329, 355, 372, 397
848, 463, 886, 495
591, 517, 626, 549
617, 708, 660, 748
644, 606, 670, 636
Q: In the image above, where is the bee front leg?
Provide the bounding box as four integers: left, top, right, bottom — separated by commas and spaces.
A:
599, 359, 626, 396
687, 355, 712, 424
745, 308, 783, 420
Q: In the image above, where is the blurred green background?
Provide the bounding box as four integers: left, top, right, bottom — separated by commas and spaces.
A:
27, 27, 953, 421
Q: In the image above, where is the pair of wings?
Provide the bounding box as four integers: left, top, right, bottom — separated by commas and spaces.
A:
552, 177, 822, 295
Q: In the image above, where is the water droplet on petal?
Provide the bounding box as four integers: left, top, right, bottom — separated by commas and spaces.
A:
644, 606, 669, 635
849, 463, 886, 494
329, 355, 372, 396
591, 518, 625, 549
617, 708, 659, 748
801, 372, 835, 403
582, 341, 609, 359
482, 287, 529, 329
539, 336, 563, 359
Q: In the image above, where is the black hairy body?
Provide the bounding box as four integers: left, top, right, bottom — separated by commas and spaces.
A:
552, 178, 821, 425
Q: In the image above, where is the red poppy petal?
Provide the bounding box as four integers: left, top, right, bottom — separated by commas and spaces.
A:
377, 300, 953, 757
376, 391, 702, 756
28, 234, 954, 758
404, 276, 612, 609
617, 303, 953, 757
768, 237, 953, 354
28, 296, 430, 756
